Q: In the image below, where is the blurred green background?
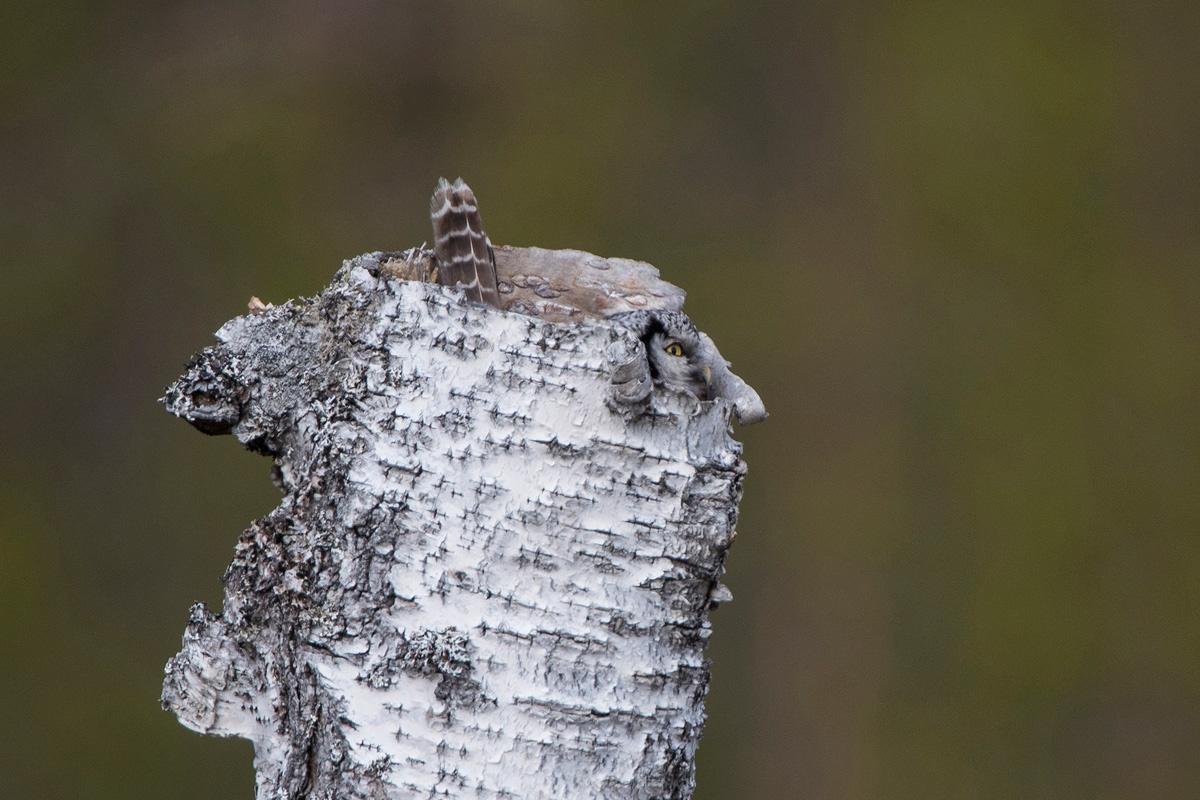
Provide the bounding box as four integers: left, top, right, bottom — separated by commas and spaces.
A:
2, 1, 1198, 797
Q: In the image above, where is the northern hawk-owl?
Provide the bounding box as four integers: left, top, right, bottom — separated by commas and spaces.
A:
429, 178, 713, 401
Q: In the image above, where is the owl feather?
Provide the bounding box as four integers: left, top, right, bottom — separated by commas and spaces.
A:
430, 178, 501, 308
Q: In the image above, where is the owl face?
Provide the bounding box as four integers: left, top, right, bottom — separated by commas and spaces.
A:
614, 310, 712, 401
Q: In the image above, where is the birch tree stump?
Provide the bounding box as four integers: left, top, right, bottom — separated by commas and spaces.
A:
161, 250, 757, 800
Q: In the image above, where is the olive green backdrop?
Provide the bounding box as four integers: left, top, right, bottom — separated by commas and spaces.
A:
2, 2, 1197, 798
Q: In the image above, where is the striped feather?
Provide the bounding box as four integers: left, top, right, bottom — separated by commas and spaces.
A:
429, 178, 501, 308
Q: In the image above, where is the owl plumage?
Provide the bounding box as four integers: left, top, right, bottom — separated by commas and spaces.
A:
430, 178, 501, 307
608, 310, 712, 401
426, 179, 716, 404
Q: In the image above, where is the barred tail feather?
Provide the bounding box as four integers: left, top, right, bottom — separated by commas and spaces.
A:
430, 178, 501, 308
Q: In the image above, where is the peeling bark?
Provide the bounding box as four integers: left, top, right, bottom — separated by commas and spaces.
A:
161, 249, 756, 799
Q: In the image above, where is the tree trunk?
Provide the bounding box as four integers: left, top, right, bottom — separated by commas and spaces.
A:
161, 250, 756, 799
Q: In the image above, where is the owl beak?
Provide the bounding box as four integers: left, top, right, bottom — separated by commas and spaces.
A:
702, 366, 712, 385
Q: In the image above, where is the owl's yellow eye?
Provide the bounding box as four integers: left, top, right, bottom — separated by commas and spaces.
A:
665, 342, 684, 357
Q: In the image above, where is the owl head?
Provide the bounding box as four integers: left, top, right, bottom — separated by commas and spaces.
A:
612, 310, 712, 401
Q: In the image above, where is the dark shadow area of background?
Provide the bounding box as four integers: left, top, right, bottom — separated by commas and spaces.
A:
2, 2, 1198, 798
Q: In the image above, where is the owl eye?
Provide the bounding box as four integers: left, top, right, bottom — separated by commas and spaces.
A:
664, 342, 684, 357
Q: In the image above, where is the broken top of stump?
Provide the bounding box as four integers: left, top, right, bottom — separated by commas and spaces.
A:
379, 244, 686, 322
220, 246, 765, 429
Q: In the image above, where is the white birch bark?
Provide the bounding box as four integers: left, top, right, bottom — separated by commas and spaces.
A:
161, 250, 756, 800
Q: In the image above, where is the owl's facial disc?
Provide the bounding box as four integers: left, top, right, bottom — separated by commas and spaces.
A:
648, 332, 711, 401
